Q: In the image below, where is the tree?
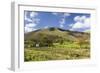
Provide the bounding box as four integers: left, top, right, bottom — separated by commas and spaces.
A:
49, 27, 56, 31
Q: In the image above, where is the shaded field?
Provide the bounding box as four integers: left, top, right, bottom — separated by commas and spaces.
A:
24, 47, 90, 61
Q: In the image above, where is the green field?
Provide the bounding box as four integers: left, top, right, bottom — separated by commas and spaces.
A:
24, 28, 90, 61
24, 47, 90, 61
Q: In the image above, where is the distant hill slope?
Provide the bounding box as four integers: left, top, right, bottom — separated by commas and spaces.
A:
24, 27, 90, 42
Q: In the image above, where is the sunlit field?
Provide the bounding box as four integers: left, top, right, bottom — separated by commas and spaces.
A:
24, 28, 90, 61
24, 47, 90, 61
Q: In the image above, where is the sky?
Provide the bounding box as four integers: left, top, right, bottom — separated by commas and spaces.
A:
24, 10, 90, 33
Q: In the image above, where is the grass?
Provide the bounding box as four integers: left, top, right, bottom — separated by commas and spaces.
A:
24, 46, 90, 61
24, 28, 90, 61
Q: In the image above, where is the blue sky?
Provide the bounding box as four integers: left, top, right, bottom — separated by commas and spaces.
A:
24, 10, 90, 33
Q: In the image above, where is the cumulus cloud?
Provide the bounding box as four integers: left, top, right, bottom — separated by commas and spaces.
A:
25, 11, 39, 22
24, 23, 37, 33
24, 11, 40, 33
70, 16, 90, 31
30, 12, 38, 17
59, 18, 65, 28
59, 13, 70, 28
24, 27, 33, 33
24, 12, 32, 22
59, 18, 65, 25
74, 16, 86, 23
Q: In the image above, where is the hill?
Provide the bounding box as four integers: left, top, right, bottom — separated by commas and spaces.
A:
24, 27, 90, 61
25, 27, 90, 42
24, 27, 90, 48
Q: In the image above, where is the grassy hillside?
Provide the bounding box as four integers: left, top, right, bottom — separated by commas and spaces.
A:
24, 28, 90, 61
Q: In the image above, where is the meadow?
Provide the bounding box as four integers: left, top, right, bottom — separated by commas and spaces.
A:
24, 47, 90, 61
24, 28, 90, 61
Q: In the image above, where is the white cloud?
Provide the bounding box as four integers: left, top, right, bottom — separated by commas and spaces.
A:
25, 27, 37, 33
29, 12, 40, 24
25, 11, 39, 23
31, 18, 40, 24
30, 12, 38, 17
26, 23, 37, 28
59, 18, 65, 28
24, 11, 40, 33
59, 18, 65, 25
63, 13, 71, 17
70, 16, 90, 31
71, 22, 83, 29
24, 23, 37, 33
52, 12, 58, 15
74, 16, 87, 22
84, 18, 90, 28
74, 16, 80, 22
24, 27, 33, 33
44, 26, 49, 29
52, 12, 71, 18
59, 13, 71, 28
60, 24, 64, 28
24, 12, 32, 22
